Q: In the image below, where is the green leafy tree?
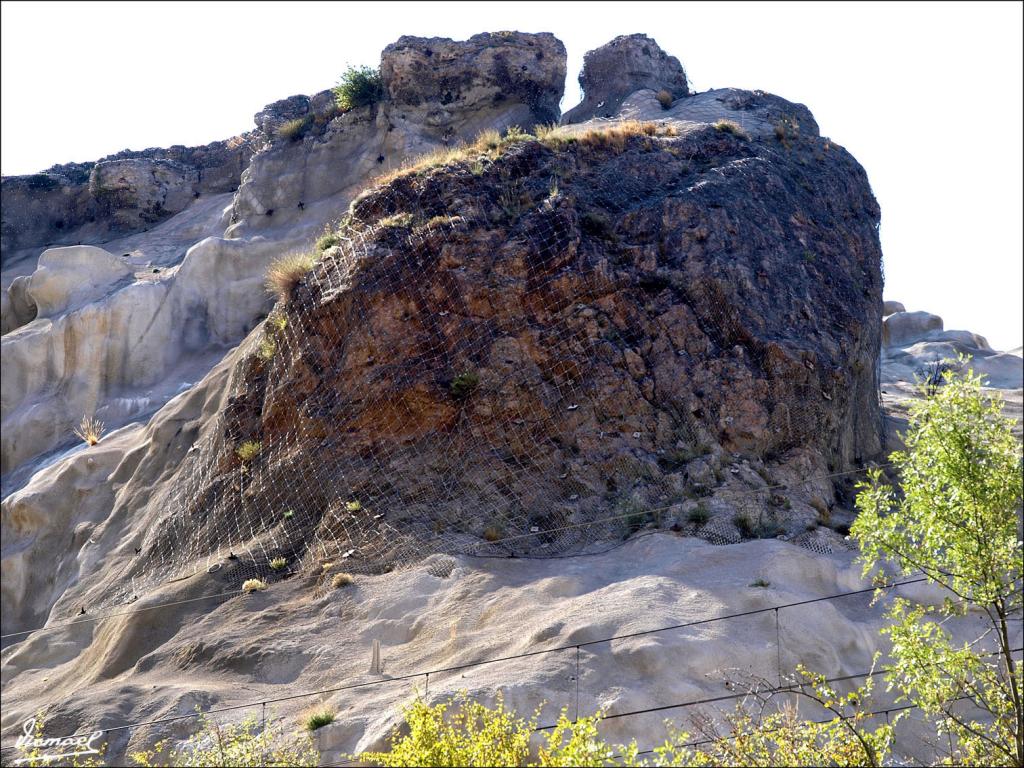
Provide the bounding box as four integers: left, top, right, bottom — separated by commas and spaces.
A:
853, 366, 1023, 766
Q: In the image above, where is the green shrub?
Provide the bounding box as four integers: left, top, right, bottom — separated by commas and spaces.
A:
305, 710, 335, 732
334, 65, 384, 111
316, 229, 342, 252
750, 578, 771, 588
269, 556, 287, 571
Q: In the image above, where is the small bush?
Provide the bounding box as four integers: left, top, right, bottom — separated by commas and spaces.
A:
242, 578, 268, 594
277, 116, 312, 142
257, 336, 276, 361
687, 505, 711, 526
345, 500, 362, 512
236, 440, 262, 462
482, 525, 503, 542
74, 415, 106, 446
750, 578, 771, 588
733, 513, 754, 538
449, 371, 480, 400
305, 710, 335, 732
334, 65, 384, 111
316, 229, 342, 252
656, 89, 673, 109
270, 556, 287, 571
331, 572, 354, 588
713, 118, 750, 139
266, 252, 316, 302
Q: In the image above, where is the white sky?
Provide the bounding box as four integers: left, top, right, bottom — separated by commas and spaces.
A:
2, 1, 1021, 349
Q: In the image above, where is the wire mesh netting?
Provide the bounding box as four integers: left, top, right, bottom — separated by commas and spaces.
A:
107, 122, 881, 606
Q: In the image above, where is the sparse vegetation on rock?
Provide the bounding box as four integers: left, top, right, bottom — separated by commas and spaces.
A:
333, 65, 384, 111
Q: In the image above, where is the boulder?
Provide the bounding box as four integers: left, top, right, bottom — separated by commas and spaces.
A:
563, 34, 689, 124
26, 245, 133, 318
882, 299, 905, 315
380, 32, 566, 123
1, 276, 37, 333
882, 310, 943, 347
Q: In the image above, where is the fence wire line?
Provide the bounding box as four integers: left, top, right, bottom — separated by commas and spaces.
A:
2, 575, 941, 743
0, 461, 890, 642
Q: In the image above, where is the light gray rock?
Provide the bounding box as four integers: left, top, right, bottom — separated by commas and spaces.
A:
1, 276, 36, 334
563, 34, 688, 124
882, 300, 905, 315
882, 310, 943, 347
25, 245, 133, 318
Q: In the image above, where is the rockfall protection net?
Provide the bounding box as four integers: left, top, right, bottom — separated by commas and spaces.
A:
110, 124, 879, 606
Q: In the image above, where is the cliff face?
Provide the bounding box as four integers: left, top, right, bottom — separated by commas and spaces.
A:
0, 138, 255, 267
129, 110, 882, 595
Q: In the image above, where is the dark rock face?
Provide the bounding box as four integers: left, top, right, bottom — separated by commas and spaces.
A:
143, 115, 883, 577
563, 34, 689, 124
0, 137, 254, 265
381, 32, 567, 124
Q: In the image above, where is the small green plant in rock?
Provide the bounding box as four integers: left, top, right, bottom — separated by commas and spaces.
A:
316, 229, 342, 252
334, 65, 384, 111
688, 504, 711, 526
449, 371, 480, 400
257, 336, 276, 361
236, 440, 262, 462
305, 710, 335, 732
750, 578, 771, 588
733, 513, 754, 538
269, 557, 287, 571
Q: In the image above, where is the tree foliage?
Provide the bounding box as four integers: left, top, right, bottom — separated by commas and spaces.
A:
853, 366, 1023, 766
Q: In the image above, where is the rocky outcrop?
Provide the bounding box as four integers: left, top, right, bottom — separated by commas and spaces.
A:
0, 136, 254, 268
563, 34, 689, 124
122, 107, 885, 599
881, 304, 1022, 389
380, 32, 565, 123
227, 32, 566, 235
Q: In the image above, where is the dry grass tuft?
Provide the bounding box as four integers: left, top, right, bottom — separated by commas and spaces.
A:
482, 525, 503, 543
269, 556, 288, 571
242, 578, 268, 594
656, 89, 673, 109
265, 252, 316, 302
713, 119, 750, 140
331, 572, 355, 588
74, 416, 105, 446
